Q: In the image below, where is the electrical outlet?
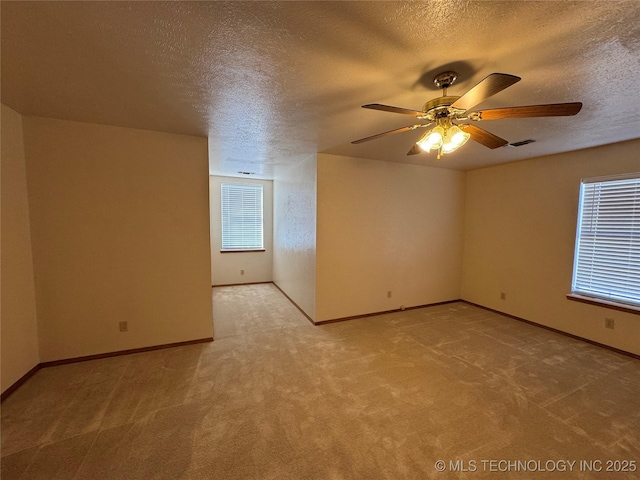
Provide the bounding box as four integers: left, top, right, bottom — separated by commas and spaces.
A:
240, 269, 245, 275
387, 291, 392, 298
605, 318, 615, 330
500, 292, 506, 300
119, 321, 128, 332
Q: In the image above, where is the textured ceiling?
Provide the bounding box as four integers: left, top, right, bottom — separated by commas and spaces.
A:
2, 1, 639, 178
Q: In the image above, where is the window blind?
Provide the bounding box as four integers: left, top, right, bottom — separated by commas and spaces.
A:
221, 183, 264, 251
572, 173, 640, 306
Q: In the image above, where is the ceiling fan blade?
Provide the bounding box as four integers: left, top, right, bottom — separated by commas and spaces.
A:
451, 73, 521, 111
461, 124, 509, 149
362, 103, 425, 116
351, 124, 425, 144
407, 144, 423, 156
471, 102, 583, 120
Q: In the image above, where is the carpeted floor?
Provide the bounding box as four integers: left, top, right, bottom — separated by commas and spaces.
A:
2, 283, 639, 479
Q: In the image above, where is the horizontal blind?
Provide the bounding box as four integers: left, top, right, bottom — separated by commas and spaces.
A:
572, 174, 640, 306
221, 183, 264, 250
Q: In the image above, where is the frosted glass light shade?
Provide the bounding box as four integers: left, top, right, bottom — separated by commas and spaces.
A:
417, 126, 444, 151
442, 125, 470, 154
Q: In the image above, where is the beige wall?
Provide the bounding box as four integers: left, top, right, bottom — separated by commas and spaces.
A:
316, 153, 465, 322
209, 176, 273, 286
1, 105, 40, 393
273, 155, 317, 320
462, 139, 640, 355
4, 102, 636, 381
23, 116, 213, 361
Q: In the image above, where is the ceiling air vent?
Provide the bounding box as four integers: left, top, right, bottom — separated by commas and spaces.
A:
507, 139, 536, 147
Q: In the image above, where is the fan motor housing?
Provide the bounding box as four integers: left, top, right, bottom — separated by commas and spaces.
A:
422, 96, 461, 119
423, 96, 460, 111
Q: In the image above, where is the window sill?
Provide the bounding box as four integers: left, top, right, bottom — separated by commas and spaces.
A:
220, 249, 265, 254
566, 293, 640, 315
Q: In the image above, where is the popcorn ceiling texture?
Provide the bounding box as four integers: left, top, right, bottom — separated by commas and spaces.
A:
2, 1, 639, 174
2, 284, 638, 479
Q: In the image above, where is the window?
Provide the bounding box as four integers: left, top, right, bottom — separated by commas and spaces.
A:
571, 173, 640, 308
221, 183, 264, 251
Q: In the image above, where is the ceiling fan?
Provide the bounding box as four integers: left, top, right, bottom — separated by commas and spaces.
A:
352, 71, 582, 159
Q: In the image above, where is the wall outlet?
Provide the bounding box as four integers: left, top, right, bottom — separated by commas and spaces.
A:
387, 291, 392, 298
500, 292, 506, 300
119, 321, 128, 332
604, 318, 615, 330
240, 269, 245, 275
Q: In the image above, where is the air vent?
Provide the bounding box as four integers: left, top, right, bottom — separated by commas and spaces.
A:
507, 139, 536, 147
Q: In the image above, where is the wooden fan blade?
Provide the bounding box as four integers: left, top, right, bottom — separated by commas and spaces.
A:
351, 125, 424, 144
451, 73, 521, 111
407, 144, 423, 155
362, 103, 425, 116
472, 102, 583, 120
461, 124, 509, 149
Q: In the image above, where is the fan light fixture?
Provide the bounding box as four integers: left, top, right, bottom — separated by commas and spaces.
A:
352, 71, 582, 158
416, 120, 470, 158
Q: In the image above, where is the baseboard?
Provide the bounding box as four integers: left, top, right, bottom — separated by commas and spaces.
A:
40, 337, 214, 368
1, 364, 41, 402
270, 282, 461, 327
271, 282, 315, 325
1, 337, 214, 403
315, 299, 461, 325
213, 281, 272, 287
462, 300, 640, 361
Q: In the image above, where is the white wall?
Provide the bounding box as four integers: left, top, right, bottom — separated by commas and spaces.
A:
273, 155, 317, 320
1, 104, 40, 393
315, 153, 465, 322
209, 176, 273, 286
23, 116, 213, 361
462, 139, 640, 355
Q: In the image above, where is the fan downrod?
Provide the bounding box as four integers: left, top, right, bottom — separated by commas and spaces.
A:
433, 71, 458, 89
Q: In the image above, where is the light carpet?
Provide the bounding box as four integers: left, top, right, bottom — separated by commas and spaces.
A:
2, 283, 639, 479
